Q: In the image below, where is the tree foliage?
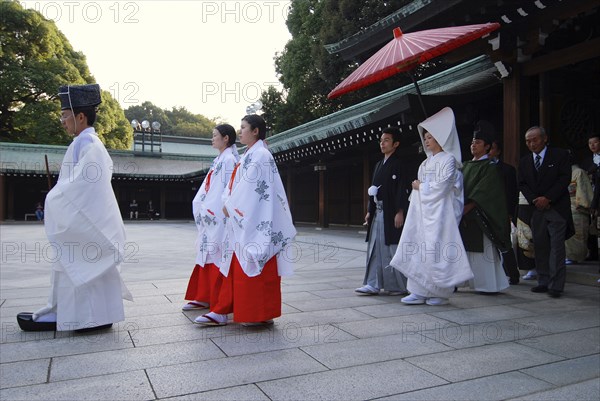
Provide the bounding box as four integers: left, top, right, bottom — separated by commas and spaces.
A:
0, 0, 131, 149
262, 0, 412, 134
124, 102, 216, 138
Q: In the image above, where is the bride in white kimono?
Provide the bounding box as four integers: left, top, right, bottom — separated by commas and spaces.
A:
195, 114, 296, 326
390, 107, 473, 306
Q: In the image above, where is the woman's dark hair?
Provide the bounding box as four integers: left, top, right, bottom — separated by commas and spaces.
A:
242, 114, 267, 140
73, 107, 97, 126
215, 124, 236, 147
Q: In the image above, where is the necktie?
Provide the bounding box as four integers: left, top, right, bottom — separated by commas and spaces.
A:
534, 154, 541, 170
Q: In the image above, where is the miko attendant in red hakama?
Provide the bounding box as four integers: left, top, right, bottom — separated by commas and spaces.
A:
183, 124, 239, 311
195, 115, 296, 326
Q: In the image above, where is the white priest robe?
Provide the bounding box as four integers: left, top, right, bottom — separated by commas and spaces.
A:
192, 146, 239, 267
221, 140, 296, 278
390, 151, 473, 297
34, 127, 132, 330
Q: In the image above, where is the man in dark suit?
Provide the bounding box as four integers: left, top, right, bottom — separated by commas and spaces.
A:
356, 127, 410, 295
518, 126, 574, 297
489, 138, 520, 284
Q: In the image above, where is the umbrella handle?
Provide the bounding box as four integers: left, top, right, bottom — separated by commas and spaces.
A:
407, 71, 428, 119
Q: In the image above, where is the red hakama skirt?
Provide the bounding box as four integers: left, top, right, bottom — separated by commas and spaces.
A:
184, 263, 224, 307
212, 254, 281, 322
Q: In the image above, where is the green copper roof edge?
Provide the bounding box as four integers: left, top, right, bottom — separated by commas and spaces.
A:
267, 55, 491, 152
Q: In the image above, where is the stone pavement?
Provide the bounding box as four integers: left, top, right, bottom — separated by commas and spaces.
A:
0, 222, 599, 400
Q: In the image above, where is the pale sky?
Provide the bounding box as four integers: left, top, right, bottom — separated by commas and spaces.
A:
22, 0, 292, 126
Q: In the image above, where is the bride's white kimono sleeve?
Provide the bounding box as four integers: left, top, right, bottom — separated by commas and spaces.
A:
221, 140, 296, 278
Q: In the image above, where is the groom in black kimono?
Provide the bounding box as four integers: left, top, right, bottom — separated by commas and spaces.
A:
356, 127, 410, 295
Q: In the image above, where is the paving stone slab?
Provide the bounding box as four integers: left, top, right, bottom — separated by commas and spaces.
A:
128, 321, 235, 347
50, 338, 226, 381
405, 342, 564, 382
307, 288, 366, 299
510, 297, 600, 315
517, 327, 600, 358
281, 303, 302, 314
520, 354, 600, 385
159, 384, 270, 401
146, 348, 328, 399
448, 292, 532, 308
330, 278, 366, 289
280, 283, 340, 293
1, 322, 55, 344
301, 332, 451, 369
378, 371, 553, 400
123, 294, 174, 306
421, 320, 551, 349
257, 359, 448, 400
121, 301, 183, 318
113, 312, 192, 332
0, 295, 47, 308
283, 275, 357, 286
282, 291, 323, 301
212, 324, 356, 356
0, 358, 50, 389
275, 308, 373, 328
122, 287, 165, 297
283, 295, 388, 312
511, 309, 600, 334
0, 287, 52, 300
430, 305, 535, 325
335, 313, 453, 339
354, 302, 459, 318
0, 370, 154, 400
151, 278, 190, 288
0, 329, 134, 363
506, 378, 600, 400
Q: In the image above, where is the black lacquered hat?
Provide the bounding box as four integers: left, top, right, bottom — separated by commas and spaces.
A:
473, 120, 495, 145
58, 84, 101, 110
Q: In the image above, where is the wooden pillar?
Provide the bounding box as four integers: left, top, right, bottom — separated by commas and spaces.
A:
502, 64, 529, 166
0, 175, 5, 221
286, 166, 293, 217
7, 180, 15, 220
160, 183, 167, 220
362, 149, 370, 214
539, 72, 550, 132
317, 164, 328, 228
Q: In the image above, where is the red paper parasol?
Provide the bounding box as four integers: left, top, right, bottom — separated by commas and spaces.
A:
327, 23, 500, 117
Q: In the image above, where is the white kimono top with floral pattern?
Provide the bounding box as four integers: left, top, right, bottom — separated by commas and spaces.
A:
192, 146, 239, 268
221, 139, 296, 278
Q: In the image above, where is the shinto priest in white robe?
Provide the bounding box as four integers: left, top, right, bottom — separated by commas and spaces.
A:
221, 139, 296, 278
192, 145, 240, 267
34, 127, 132, 330
390, 107, 473, 298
